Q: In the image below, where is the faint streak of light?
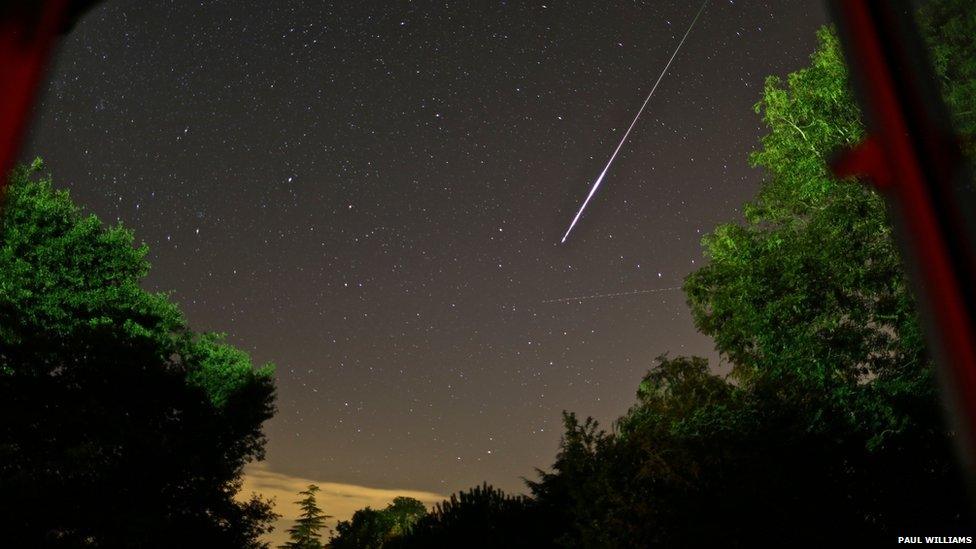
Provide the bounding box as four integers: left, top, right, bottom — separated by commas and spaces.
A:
541, 286, 682, 304
560, 0, 710, 244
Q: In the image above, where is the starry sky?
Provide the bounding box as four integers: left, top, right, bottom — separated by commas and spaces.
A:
25, 1, 828, 495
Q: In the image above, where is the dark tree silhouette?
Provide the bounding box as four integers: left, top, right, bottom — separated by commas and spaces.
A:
387, 483, 552, 548
0, 160, 278, 547
280, 484, 330, 548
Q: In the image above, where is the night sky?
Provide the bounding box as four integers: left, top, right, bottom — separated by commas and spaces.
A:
25, 1, 828, 496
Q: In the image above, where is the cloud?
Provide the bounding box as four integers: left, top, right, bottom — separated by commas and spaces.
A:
239, 462, 446, 546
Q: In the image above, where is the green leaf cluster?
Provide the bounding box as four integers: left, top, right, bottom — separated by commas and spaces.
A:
0, 160, 278, 547
330, 496, 427, 549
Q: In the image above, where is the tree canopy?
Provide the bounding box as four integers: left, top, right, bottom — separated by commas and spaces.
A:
0, 159, 278, 547
385, 484, 549, 548
330, 496, 427, 549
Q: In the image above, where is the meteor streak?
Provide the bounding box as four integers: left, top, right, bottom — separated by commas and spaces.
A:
560, 0, 709, 244
542, 286, 682, 304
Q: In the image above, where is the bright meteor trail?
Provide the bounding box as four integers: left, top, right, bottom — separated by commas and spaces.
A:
560, 0, 710, 244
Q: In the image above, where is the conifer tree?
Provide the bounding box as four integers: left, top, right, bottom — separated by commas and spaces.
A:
281, 485, 331, 549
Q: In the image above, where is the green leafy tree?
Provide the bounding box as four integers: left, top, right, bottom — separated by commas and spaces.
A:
329, 496, 427, 548
684, 16, 969, 532
331, 507, 395, 549
0, 160, 278, 547
918, 0, 976, 145
384, 497, 427, 538
281, 485, 330, 549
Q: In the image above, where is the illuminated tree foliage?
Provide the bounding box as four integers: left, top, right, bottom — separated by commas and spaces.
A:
384, 497, 428, 539
331, 507, 396, 549
919, 0, 976, 146
329, 496, 427, 549
682, 10, 974, 536
0, 160, 278, 547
